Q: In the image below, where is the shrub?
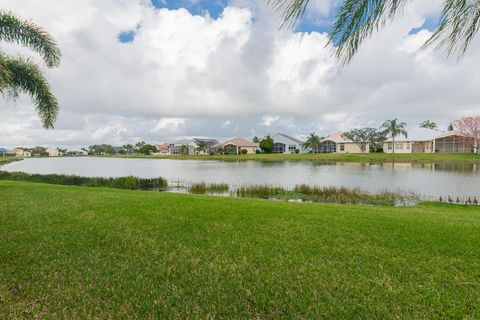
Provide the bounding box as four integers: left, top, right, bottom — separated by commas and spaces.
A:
241, 149, 248, 155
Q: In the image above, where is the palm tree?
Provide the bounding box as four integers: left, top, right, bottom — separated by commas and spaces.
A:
268, 0, 479, 66
381, 119, 407, 155
303, 132, 322, 153
1, 11, 61, 128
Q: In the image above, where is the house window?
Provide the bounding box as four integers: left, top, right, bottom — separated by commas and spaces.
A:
395, 143, 403, 150
288, 145, 296, 153
339, 143, 345, 151
387, 143, 393, 150
406, 143, 410, 150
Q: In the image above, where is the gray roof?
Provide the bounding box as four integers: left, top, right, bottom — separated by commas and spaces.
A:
274, 133, 304, 144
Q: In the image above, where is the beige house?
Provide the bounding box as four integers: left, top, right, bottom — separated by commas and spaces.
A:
5, 148, 32, 157
383, 129, 475, 154
155, 144, 171, 155
320, 132, 370, 154
45, 148, 60, 157
210, 138, 259, 154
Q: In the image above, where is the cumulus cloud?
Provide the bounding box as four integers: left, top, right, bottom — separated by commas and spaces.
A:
0, 0, 479, 148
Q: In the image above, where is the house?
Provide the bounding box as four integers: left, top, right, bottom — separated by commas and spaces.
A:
210, 138, 259, 154
45, 148, 60, 157
155, 143, 171, 155
5, 148, 32, 157
168, 138, 219, 155
383, 129, 475, 153
67, 150, 88, 156
272, 133, 306, 153
320, 132, 370, 154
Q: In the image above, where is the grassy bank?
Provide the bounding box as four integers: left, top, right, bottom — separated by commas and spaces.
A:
0, 157, 22, 166
92, 152, 480, 163
1, 181, 479, 318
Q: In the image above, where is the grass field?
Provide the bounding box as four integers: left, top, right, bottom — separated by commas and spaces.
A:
1, 181, 479, 318
94, 152, 480, 163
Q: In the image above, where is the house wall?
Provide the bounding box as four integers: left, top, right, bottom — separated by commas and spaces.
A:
46, 148, 59, 157
335, 143, 370, 154
239, 146, 257, 154
383, 142, 414, 154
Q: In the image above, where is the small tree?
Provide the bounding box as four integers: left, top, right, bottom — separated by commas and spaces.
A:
369, 130, 388, 153
303, 132, 322, 153
139, 144, 157, 155
420, 120, 438, 130
252, 136, 260, 143
342, 128, 376, 154
448, 123, 454, 131
180, 144, 189, 155
259, 135, 274, 153
195, 140, 208, 154
453, 116, 480, 154
381, 119, 408, 156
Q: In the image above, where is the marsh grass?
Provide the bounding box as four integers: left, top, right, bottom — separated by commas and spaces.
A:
236, 183, 406, 205
0, 171, 168, 191
189, 182, 229, 194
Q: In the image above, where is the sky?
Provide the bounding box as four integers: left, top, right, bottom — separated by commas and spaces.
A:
1, 0, 479, 148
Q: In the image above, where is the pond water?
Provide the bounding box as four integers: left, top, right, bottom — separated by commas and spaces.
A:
2, 157, 480, 198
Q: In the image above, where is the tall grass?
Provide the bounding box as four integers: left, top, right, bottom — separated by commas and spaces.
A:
235, 183, 406, 205
189, 182, 229, 194
293, 184, 398, 205
0, 171, 168, 191
236, 185, 286, 199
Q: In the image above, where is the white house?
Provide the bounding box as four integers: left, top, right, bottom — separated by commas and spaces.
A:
272, 133, 306, 153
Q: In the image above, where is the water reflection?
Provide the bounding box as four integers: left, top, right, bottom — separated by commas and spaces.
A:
2, 157, 479, 197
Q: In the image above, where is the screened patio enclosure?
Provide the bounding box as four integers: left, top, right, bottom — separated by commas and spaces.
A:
434, 135, 475, 153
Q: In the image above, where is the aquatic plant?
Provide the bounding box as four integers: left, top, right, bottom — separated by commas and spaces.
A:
189, 182, 229, 194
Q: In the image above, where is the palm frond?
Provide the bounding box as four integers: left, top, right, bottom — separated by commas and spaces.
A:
0, 11, 61, 67
267, 0, 311, 29
0, 53, 12, 91
4, 57, 58, 128
422, 0, 480, 58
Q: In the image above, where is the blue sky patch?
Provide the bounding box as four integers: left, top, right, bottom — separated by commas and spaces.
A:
118, 30, 136, 43
151, 0, 228, 19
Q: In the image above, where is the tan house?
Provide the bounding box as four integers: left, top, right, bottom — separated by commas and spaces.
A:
383, 129, 475, 154
5, 148, 32, 157
45, 148, 60, 157
210, 138, 259, 154
320, 132, 370, 154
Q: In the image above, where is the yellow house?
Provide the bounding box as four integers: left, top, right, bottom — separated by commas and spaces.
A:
383, 129, 475, 154
321, 132, 370, 154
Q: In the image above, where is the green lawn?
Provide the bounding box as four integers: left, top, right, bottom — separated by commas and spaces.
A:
1, 181, 479, 318
95, 152, 480, 163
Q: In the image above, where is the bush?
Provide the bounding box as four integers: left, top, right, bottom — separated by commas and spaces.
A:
241, 149, 248, 155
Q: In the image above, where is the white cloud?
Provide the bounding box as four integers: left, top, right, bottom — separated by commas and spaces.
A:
0, 0, 479, 148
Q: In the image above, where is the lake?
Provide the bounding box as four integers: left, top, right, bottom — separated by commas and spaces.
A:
2, 157, 479, 198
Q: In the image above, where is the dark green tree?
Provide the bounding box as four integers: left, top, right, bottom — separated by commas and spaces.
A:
302, 132, 322, 153
139, 144, 157, 155
420, 120, 438, 130
0, 11, 61, 128
259, 135, 274, 153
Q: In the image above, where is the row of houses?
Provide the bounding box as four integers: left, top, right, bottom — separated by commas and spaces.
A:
2, 148, 61, 157
154, 129, 477, 155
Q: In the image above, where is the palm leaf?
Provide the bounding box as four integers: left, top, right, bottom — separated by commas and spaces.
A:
0, 11, 61, 67
4, 57, 59, 128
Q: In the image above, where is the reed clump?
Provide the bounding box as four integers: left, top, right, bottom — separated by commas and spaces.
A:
236, 185, 286, 199
0, 171, 168, 191
189, 182, 229, 194
293, 184, 398, 205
